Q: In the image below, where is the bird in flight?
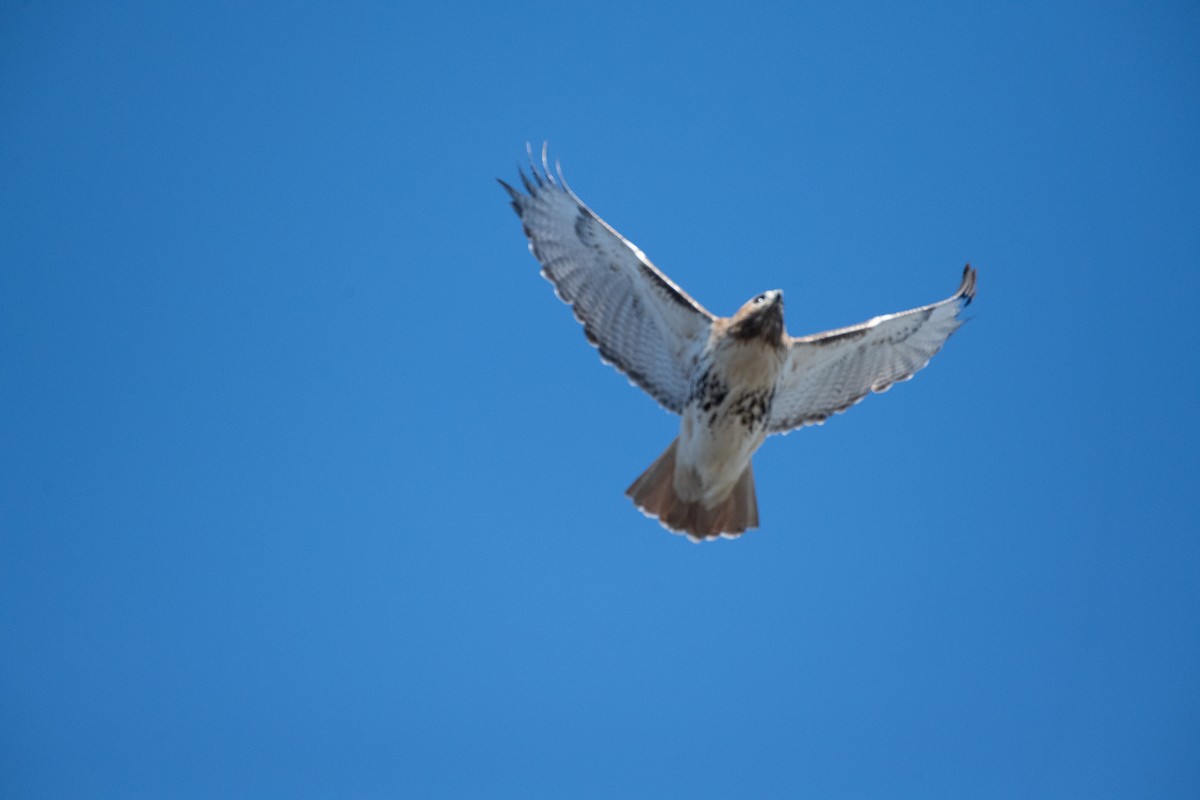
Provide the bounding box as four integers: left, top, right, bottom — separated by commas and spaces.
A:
500, 144, 976, 542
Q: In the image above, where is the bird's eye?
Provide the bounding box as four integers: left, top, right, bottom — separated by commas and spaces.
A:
753, 294, 765, 304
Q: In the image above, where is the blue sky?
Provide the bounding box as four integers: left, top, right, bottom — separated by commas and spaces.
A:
2, 1, 1198, 797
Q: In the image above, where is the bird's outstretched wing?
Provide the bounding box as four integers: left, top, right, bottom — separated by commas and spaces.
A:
767, 266, 976, 433
500, 145, 715, 414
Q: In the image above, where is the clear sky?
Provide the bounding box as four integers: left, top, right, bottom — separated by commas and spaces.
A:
2, 1, 1198, 797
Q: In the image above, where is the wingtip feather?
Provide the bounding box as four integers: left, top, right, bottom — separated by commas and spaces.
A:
540, 141, 557, 187
958, 264, 978, 305
496, 177, 519, 199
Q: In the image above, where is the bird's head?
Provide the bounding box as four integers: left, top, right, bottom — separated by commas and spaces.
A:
729, 290, 786, 344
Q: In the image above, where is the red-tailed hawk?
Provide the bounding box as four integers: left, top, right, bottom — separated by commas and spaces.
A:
501, 145, 976, 542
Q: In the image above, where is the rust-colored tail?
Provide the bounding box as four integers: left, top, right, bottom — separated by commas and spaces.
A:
625, 439, 759, 541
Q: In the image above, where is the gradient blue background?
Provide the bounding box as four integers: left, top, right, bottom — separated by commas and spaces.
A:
3, 2, 1198, 797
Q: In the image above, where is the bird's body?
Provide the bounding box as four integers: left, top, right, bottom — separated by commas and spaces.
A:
501, 145, 976, 542
630, 297, 787, 536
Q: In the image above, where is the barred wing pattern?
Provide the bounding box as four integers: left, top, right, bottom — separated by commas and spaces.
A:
767, 266, 976, 433
500, 147, 715, 413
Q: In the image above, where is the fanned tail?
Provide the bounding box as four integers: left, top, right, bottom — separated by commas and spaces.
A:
625, 439, 759, 541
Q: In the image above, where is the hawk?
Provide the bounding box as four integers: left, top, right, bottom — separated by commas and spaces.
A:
501, 145, 976, 542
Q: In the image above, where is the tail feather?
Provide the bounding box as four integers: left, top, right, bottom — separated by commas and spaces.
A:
626, 439, 759, 541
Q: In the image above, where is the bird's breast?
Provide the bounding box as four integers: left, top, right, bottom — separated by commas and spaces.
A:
674, 341, 785, 505
686, 338, 785, 426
